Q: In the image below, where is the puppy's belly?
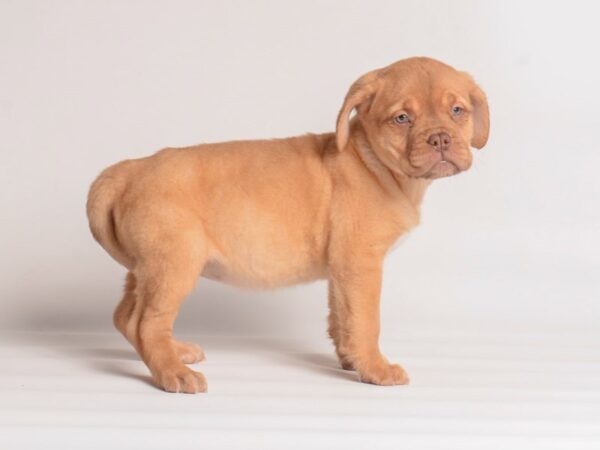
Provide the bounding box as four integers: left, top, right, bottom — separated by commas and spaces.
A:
200, 256, 327, 289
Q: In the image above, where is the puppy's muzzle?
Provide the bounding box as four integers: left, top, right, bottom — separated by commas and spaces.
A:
427, 132, 452, 152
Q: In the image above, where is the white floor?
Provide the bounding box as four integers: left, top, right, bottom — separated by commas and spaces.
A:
2, 331, 600, 450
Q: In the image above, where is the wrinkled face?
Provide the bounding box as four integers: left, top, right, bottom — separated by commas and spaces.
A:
336, 58, 490, 179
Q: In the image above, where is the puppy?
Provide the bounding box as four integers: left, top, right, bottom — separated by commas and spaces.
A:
87, 57, 489, 393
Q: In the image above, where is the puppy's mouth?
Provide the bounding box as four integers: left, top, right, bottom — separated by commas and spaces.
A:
406, 145, 471, 180
422, 158, 460, 179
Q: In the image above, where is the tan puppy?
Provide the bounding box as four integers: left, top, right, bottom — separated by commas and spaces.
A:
87, 57, 489, 393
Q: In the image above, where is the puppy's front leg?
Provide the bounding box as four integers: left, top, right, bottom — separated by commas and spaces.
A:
329, 262, 409, 386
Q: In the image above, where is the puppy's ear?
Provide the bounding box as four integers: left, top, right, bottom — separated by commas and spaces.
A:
336, 69, 383, 151
468, 81, 490, 149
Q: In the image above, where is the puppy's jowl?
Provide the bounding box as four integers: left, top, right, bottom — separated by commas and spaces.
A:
87, 57, 489, 393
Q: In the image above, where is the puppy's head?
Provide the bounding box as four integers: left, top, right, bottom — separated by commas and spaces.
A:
336, 57, 489, 179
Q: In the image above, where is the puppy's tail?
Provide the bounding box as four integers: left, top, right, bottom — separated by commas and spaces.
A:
86, 160, 135, 269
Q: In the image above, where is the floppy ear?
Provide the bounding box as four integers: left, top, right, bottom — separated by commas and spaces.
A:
336, 69, 382, 151
469, 82, 490, 149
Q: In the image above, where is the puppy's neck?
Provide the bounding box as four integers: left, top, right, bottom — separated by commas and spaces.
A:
349, 124, 431, 211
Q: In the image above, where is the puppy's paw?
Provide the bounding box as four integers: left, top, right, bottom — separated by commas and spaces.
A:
340, 359, 355, 371
173, 340, 205, 364
358, 362, 410, 386
154, 366, 208, 394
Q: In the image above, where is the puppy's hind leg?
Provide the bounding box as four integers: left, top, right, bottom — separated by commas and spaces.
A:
172, 339, 205, 365
129, 228, 209, 394
114, 272, 205, 365
113, 272, 137, 343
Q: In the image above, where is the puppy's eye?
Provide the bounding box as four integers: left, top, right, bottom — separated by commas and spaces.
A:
451, 105, 463, 116
394, 113, 410, 124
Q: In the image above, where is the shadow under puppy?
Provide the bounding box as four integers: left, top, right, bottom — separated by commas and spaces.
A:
87, 57, 489, 393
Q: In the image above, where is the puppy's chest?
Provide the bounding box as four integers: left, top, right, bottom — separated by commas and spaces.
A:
386, 230, 413, 255
372, 203, 420, 256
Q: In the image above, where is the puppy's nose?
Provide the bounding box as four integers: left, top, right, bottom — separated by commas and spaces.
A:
427, 132, 452, 151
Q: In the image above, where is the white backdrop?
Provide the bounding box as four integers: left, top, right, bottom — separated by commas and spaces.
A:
1, 0, 598, 342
